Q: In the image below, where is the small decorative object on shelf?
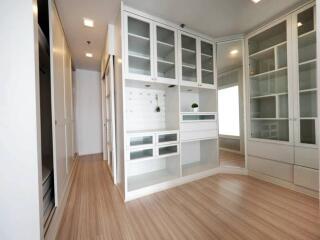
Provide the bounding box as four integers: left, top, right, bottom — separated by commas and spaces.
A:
191, 103, 199, 112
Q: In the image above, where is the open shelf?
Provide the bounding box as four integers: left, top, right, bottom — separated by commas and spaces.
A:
180, 86, 217, 112
127, 155, 180, 191
181, 139, 218, 176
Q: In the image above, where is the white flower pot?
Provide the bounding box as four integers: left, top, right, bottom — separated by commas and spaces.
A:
193, 107, 199, 112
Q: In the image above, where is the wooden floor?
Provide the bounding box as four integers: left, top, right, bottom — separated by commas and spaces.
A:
220, 150, 245, 168
57, 155, 320, 240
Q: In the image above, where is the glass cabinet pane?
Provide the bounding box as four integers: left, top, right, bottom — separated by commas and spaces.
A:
130, 148, 153, 160
248, 21, 289, 142
156, 26, 175, 79
127, 17, 151, 76
182, 114, 215, 121
158, 145, 178, 156
201, 41, 214, 85
181, 34, 197, 82
158, 134, 177, 143
130, 135, 153, 147
297, 6, 317, 145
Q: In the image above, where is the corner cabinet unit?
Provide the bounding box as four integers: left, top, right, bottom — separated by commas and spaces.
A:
246, 2, 319, 194
113, 4, 218, 201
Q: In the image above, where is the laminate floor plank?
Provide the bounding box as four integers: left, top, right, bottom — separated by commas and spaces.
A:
56, 155, 320, 240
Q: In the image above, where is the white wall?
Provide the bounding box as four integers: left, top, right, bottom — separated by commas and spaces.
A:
0, 0, 42, 239
74, 69, 102, 156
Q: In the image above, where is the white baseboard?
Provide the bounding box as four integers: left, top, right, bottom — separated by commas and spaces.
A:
45, 156, 78, 240
125, 167, 248, 202
248, 170, 319, 199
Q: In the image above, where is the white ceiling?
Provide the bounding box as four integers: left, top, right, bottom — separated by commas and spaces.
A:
55, 0, 120, 71
55, 0, 308, 71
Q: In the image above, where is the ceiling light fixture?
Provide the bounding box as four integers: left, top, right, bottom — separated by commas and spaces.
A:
86, 53, 93, 58
230, 49, 239, 56
83, 18, 94, 28
297, 22, 303, 27
251, 0, 261, 3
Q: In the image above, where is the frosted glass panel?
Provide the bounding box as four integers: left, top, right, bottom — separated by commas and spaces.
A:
298, 7, 314, 36
158, 145, 178, 156
158, 134, 177, 143
278, 94, 288, 118
300, 120, 316, 144
251, 69, 287, 97
201, 41, 214, 85
300, 91, 317, 118
251, 120, 289, 141
249, 21, 286, 55
299, 62, 316, 90
250, 49, 275, 76
157, 26, 175, 79
181, 35, 197, 82
251, 97, 276, 118
130, 149, 153, 160
277, 44, 287, 68
298, 31, 316, 63
128, 17, 151, 76
130, 136, 153, 147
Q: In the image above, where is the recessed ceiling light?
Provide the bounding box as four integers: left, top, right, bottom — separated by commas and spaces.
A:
86, 53, 93, 58
83, 18, 94, 28
297, 22, 303, 27
230, 49, 239, 56
251, 0, 261, 3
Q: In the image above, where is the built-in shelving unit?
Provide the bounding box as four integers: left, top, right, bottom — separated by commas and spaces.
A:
246, 2, 319, 193
248, 20, 289, 141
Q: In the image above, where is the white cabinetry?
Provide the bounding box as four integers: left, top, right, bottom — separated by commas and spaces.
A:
246, 3, 318, 193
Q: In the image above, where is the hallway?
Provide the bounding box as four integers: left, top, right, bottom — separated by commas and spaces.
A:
57, 155, 320, 240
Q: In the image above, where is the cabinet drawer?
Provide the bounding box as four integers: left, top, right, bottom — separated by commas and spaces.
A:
247, 140, 294, 164
182, 113, 216, 121
157, 144, 179, 158
128, 133, 154, 149
248, 156, 293, 182
181, 121, 217, 132
180, 129, 218, 142
156, 131, 179, 145
129, 148, 154, 161
294, 165, 319, 191
294, 147, 319, 169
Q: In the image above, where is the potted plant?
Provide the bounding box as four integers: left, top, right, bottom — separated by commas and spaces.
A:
191, 103, 199, 112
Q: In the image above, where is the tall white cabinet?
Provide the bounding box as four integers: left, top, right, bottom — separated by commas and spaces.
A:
114, 5, 218, 201
246, 2, 319, 194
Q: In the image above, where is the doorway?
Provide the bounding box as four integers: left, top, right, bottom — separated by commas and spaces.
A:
217, 39, 245, 168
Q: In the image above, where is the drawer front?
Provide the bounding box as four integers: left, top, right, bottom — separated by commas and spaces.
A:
182, 113, 216, 121
294, 165, 319, 191
129, 147, 154, 161
181, 121, 217, 132
248, 156, 293, 182
247, 140, 294, 164
156, 131, 179, 145
157, 144, 179, 158
180, 129, 218, 142
128, 133, 155, 149
294, 147, 319, 169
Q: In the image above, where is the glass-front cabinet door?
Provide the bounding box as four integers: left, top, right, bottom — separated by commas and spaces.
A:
248, 20, 290, 142
125, 13, 153, 81
200, 40, 215, 88
294, 5, 318, 146
180, 32, 198, 87
154, 24, 178, 84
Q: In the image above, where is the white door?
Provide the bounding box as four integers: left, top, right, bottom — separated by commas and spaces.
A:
50, 2, 67, 206
64, 46, 74, 174
105, 57, 117, 183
